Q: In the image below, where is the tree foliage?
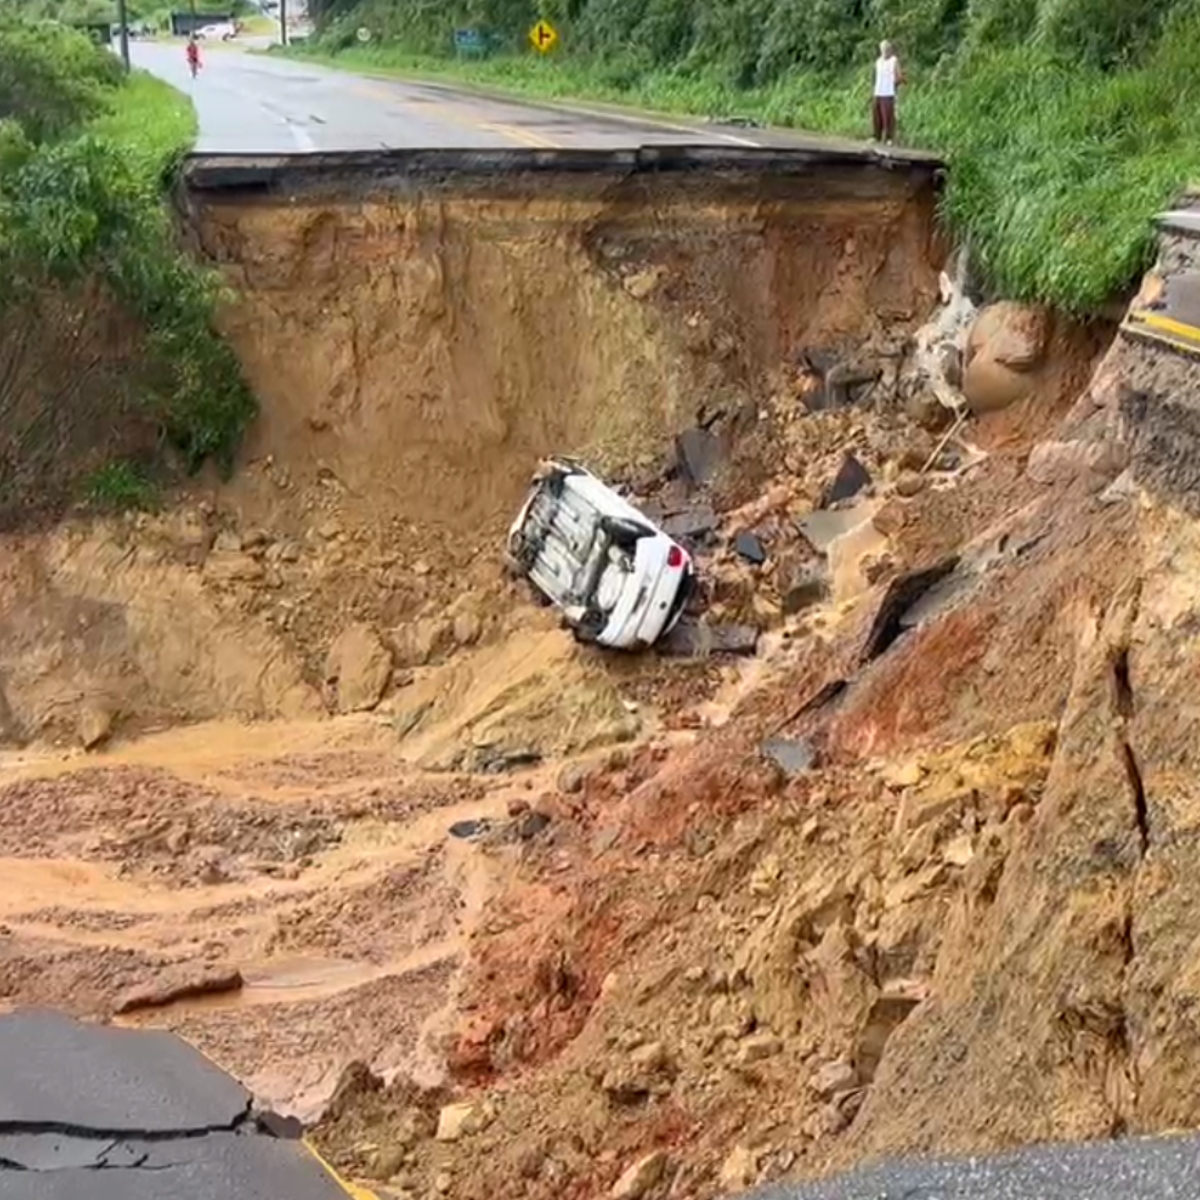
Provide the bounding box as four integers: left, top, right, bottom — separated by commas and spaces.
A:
0, 17, 254, 517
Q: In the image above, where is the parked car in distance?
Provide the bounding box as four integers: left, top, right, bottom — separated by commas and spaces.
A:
195, 21, 236, 39
507, 458, 694, 650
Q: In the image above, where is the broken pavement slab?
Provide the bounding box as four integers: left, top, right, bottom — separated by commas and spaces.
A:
659, 621, 760, 658
0, 1009, 373, 1200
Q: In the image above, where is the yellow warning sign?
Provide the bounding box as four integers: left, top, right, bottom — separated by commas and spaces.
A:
529, 18, 558, 53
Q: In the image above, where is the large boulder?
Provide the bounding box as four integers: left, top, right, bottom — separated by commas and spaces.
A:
962, 302, 1052, 415
324, 623, 393, 713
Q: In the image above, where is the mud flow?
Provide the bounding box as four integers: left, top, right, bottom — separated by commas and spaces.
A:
13, 146, 1182, 1200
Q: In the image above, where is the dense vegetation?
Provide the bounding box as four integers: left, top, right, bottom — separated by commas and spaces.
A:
0, 19, 254, 517
298, 0, 1200, 312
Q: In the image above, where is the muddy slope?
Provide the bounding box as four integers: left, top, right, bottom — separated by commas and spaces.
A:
303, 216, 1200, 1198
0, 149, 941, 746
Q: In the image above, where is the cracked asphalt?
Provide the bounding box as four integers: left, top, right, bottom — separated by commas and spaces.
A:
0, 1010, 357, 1199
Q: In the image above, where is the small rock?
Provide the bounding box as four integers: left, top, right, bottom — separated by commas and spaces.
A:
881, 759, 924, 789
894, 471, 926, 498
370, 1145, 407, 1179
719, 1145, 761, 1191
675, 428, 722, 490
556, 762, 588, 795
734, 531, 767, 565
662, 505, 718, 541
452, 611, 482, 647
942, 833, 975, 867
611, 1150, 668, 1200
811, 1059, 858, 1099
436, 1101, 491, 1142
507, 798, 531, 818
324, 623, 393, 714
212, 529, 243, 554
203, 552, 265, 584
434, 1172, 453, 1195
78, 702, 114, 751
623, 266, 667, 300
737, 1032, 781, 1064
820, 452, 873, 507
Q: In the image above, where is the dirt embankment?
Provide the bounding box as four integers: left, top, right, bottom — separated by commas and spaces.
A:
0, 149, 941, 747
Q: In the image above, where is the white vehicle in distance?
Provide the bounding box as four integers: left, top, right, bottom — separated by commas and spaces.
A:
195, 21, 236, 39
507, 458, 694, 650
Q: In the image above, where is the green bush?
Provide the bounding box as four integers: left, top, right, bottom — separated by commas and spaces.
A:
0, 22, 122, 141
84, 460, 158, 510
0, 19, 255, 509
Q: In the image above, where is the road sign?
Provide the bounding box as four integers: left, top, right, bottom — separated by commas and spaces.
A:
529, 18, 557, 53
356, 25, 371, 42
454, 27, 486, 56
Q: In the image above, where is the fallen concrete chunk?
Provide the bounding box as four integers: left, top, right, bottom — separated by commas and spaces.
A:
661, 621, 759, 658
860, 557, 960, 663
734, 530, 767, 564
674, 427, 722, 489
661, 505, 718, 541
821, 452, 873, 507
114, 967, 244, 1015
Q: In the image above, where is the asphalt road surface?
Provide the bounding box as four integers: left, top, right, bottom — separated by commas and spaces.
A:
753, 1135, 1200, 1199
131, 41, 882, 155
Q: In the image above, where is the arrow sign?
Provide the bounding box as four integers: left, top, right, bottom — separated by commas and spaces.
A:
529, 18, 558, 53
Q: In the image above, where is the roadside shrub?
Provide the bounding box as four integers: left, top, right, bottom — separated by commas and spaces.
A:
0, 22, 121, 141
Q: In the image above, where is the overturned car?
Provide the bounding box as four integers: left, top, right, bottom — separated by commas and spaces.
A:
506, 458, 694, 650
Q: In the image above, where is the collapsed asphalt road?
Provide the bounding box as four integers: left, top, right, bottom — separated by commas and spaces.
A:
752, 1135, 1200, 1200
0, 1010, 367, 1199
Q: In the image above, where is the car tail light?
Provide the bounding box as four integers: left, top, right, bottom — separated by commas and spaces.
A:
667, 545, 684, 569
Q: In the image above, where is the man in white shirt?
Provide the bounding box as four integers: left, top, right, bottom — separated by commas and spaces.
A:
872, 40, 904, 144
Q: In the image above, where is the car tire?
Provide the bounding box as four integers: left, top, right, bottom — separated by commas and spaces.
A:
600, 515, 648, 551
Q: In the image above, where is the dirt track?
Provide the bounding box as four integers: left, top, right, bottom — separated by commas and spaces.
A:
0, 716, 515, 1118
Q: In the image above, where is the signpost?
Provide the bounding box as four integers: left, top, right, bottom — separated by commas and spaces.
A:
529, 18, 557, 54
116, 0, 130, 67
356, 26, 371, 43
453, 28, 486, 57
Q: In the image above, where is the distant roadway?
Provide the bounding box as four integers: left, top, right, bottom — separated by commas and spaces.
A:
130, 41, 905, 156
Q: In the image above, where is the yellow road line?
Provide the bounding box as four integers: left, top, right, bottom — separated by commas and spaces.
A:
304, 1137, 381, 1200
349, 82, 559, 147
478, 120, 557, 148
1130, 311, 1200, 346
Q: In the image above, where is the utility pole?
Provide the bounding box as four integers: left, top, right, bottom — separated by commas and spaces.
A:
116, 0, 130, 68
279, 0, 288, 47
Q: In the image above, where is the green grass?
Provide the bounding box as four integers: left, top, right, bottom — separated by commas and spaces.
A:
84, 459, 159, 510
88, 67, 197, 168
285, 36, 1200, 313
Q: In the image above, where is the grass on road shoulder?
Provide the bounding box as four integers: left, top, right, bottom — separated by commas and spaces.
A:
89, 67, 198, 171
285, 38, 1200, 313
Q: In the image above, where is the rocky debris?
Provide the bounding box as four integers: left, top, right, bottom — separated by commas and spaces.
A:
737, 1031, 782, 1064
557, 762, 589, 795
734, 531, 767, 565
719, 1145, 762, 1192
762, 736, 816, 775
675, 427, 723, 490
811, 1059, 858, 1100
324, 623, 393, 713
962, 302, 1051, 414
203, 551, 265, 585
114, 966, 243, 1014
662, 504, 719, 542
1026, 438, 1128, 490
77, 701, 114, 751
601, 1041, 677, 1103
623, 265, 668, 300
436, 1100, 494, 1142
860, 556, 960, 663
820, 453, 873, 507
611, 1150, 669, 1200
660, 621, 760, 658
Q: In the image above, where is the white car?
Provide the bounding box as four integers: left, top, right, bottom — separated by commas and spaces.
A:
507, 458, 694, 650
195, 22, 236, 39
